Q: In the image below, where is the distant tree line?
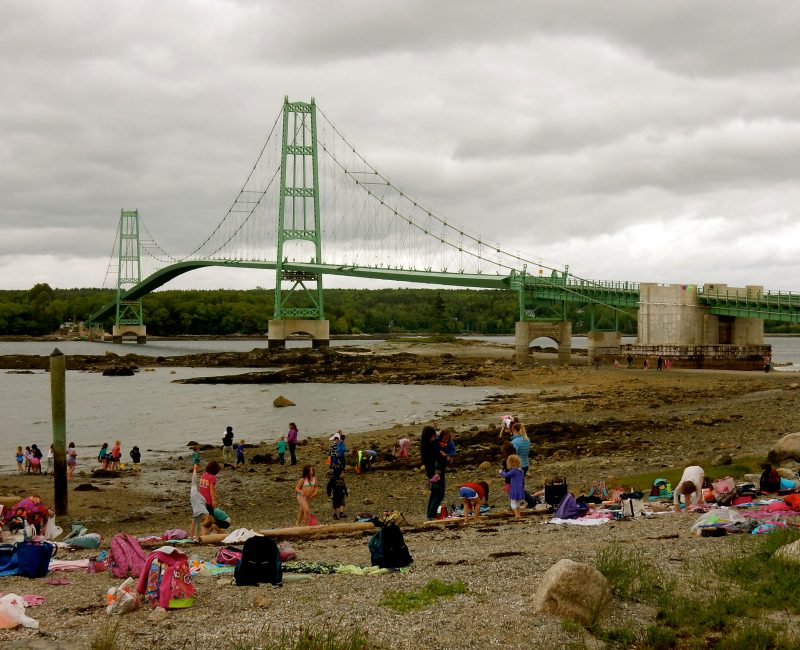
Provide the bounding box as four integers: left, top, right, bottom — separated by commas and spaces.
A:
14, 283, 800, 337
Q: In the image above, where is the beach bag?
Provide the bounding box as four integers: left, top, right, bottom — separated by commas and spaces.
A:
712, 477, 736, 500
0, 544, 19, 577
620, 497, 645, 518
544, 477, 568, 507
234, 535, 282, 586
554, 493, 585, 519
109, 533, 147, 579
17, 540, 56, 578
368, 523, 412, 569
136, 549, 195, 609
214, 546, 242, 566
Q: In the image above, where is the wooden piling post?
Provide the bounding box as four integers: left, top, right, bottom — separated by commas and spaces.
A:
50, 348, 68, 516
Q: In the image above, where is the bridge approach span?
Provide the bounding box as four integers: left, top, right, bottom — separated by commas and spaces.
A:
88, 259, 513, 323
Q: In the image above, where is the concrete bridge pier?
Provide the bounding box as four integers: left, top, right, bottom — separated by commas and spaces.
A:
587, 331, 622, 363
268, 319, 330, 349
515, 320, 572, 366
111, 324, 147, 344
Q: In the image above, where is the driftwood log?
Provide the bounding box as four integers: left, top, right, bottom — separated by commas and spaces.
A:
421, 508, 550, 527
198, 521, 377, 544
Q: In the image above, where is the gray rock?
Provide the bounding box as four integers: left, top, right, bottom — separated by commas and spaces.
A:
531, 558, 611, 626
712, 453, 733, 466
768, 432, 800, 464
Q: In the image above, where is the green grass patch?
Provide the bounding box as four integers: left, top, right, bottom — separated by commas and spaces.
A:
606, 456, 765, 492
379, 578, 467, 612
595, 543, 671, 603
231, 626, 373, 650
90, 621, 121, 650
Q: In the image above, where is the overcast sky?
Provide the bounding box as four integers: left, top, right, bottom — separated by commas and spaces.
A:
2, 1, 799, 293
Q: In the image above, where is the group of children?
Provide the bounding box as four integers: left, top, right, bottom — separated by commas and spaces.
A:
15, 442, 79, 480
15, 444, 49, 475
96, 440, 141, 474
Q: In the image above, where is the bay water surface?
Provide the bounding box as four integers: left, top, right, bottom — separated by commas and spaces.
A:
1, 335, 797, 472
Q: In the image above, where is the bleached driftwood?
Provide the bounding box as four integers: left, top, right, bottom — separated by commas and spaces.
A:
198, 521, 377, 544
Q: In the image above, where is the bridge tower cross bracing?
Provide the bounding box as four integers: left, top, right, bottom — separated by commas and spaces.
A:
269, 97, 329, 348
111, 209, 146, 344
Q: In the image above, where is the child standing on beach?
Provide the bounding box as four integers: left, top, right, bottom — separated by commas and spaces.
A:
130, 445, 141, 474
24, 446, 32, 473
15, 446, 24, 474
46, 444, 54, 475
236, 440, 246, 467
67, 442, 77, 480
499, 454, 525, 520
294, 465, 318, 527
276, 436, 287, 465
110, 440, 122, 471
326, 467, 348, 520
98, 442, 109, 469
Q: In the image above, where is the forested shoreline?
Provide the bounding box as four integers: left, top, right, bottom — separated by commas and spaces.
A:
2, 283, 796, 337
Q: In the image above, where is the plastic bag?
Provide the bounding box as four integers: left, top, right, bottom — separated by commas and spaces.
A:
0, 593, 39, 629
105, 577, 140, 615
690, 507, 747, 533
43, 517, 63, 541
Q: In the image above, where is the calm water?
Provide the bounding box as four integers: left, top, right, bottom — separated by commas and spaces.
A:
0, 364, 505, 472
2, 335, 797, 472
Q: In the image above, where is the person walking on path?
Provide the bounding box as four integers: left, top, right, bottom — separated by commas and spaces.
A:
222, 426, 234, 468
287, 422, 299, 466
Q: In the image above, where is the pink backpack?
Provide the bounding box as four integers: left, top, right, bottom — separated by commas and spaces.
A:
108, 533, 147, 579
136, 549, 195, 609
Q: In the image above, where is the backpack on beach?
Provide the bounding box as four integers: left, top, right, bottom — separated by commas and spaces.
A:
109, 533, 147, 580
368, 523, 412, 569
544, 477, 568, 507
234, 535, 282, 586
136, 548, 195, 609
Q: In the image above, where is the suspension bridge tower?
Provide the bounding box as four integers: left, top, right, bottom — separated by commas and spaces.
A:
268, 97, 330, 348
111, 209, 146, 344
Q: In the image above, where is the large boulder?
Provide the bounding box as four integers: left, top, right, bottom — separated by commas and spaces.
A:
768, 433, 800, 464
273, 395, 295, 408
531, 558, 611, 626
774, 539, 800, 565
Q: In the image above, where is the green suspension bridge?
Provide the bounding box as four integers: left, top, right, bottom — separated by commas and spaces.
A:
88, 98, 800, 362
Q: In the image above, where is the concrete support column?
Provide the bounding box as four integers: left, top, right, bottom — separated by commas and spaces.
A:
587, 331, 621, 362
111, 324, 146, 344
557, 320, 572, 366
268, 319, 330, 349
515, 321, 532, 365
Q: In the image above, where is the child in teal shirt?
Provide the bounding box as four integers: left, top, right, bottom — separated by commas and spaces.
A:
276, 436, 287, 465
191, 446, 201, 472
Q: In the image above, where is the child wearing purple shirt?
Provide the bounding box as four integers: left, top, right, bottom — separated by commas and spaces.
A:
499, 454, 525, 520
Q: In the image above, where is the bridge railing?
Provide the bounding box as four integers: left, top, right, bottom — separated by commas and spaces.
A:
698, 287, 800, 307
621, 343, 771, 360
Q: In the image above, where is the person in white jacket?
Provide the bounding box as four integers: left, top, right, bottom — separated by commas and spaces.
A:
673, 465, 705, 512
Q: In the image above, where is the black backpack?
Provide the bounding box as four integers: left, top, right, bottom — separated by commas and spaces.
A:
544, 476, 568, 507
234, 536, 282, 586
368, 523, 412, 569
